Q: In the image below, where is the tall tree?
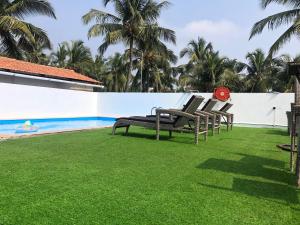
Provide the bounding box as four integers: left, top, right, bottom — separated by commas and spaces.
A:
82, 0, 175, 91
242, 49, 273, 92
250, 0, 300, 56
51, 40, 93, 75
179, 37, 229, 92
0, 0, 56, 59
64, 40, 93, 74
132, 25, 177, 92
104, 53, 127, 92
50, 44, 68, 68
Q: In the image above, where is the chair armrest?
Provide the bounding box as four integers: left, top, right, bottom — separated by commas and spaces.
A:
212, 111, 232, 116
196, 110, 214, 117
156, 109, 198, 120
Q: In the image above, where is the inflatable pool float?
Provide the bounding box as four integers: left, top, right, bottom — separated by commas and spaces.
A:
16, 121, 39, 134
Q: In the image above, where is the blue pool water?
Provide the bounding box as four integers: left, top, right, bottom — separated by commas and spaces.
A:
0, 117, 116, 135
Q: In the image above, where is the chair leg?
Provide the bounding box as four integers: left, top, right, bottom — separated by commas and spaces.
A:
231, 115, 234, 130
112, 124, 117, 135
212, 116, 216, 136
156, 114, 160, 141
125, 126, 130, 135
227, 115, 230, 131
217, 115, 221, 134
194, 116, 199, 144
205, 116, 209, 141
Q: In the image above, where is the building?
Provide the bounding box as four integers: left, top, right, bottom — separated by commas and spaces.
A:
0, 57, 102, 92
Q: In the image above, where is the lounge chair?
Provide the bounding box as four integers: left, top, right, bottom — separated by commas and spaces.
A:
212, 103, 234, 131
112, 95, 208, 144
195, 99, 221, 135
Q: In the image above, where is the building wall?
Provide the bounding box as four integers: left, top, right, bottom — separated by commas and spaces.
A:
0, 74, 94, 92
0, 82, 294, 126
0, 83, 98, 119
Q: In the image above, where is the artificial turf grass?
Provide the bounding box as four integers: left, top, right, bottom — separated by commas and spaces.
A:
0, 127, 299, 225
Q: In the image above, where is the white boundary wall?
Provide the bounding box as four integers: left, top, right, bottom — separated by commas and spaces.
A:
97, 93, 294, 127
0, 83, 98, 119
0, 83, 294, 126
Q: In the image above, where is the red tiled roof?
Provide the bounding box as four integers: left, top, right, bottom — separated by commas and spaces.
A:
0, 56, 99, 84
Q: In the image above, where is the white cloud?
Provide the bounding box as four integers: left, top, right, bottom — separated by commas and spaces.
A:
182, 20, 241, 38
170, 19, 246, 64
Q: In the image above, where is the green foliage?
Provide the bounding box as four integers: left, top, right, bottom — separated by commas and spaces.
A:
82, 0, 175, 91
50, 40, 93, 75
0, 127, 298, 224
250, 0, 300, 57
0, 0, 56, 59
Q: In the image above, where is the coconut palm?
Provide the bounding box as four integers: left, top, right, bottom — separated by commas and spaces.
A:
0, 0, 56, 59
131, 24, 177, 92
250, 0, 300, 56
24, 40, 50, 65
50, 44, 68, 68
180, 37, 213, 63
270, 54, 300, 92
104, 53, 127, 92
204, 51, 227, 90
82, 0, 175, 91
179, 38, 229, 92
64, 40, 93, 74
242, 49, 274, 92
217, 59, 247, 92
51, 41, 93, 74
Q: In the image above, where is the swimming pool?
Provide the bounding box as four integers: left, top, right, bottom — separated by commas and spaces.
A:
0, 117, 116, 135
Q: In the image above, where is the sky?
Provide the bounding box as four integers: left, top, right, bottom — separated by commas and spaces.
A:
27, 0, 299, 64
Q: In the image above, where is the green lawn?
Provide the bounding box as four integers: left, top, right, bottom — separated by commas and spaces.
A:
0, 127, 299, 225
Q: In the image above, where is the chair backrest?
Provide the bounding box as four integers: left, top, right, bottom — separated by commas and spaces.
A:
219, 103, 233, 112
174, 95, 204, 127
201, 99, 218, 112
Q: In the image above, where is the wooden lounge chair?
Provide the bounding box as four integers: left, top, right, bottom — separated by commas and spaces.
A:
212, 103, 234, 131
195, 99, 221, 135
112, 95, 208, 144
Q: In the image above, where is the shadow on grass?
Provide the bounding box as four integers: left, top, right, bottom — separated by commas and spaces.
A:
199, 178, 299, 204
112, 130, 200, 145
265, 129, 289, 136
197, 153, 299, 204
197, 153, 296, 183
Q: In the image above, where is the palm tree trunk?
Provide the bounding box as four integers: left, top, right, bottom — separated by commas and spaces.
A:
126, 38, 133, 91
114, 73, 118, 92
211, 72, 216, 91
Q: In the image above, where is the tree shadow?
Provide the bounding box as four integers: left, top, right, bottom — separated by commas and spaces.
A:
199, 178, 299, 204
197, 154, 293, 185
265, 129, 289, 137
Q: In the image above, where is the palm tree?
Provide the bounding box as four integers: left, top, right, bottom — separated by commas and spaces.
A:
271, 54, 300, 92
242, 49, 273, 92
82, 0, 175, 91
179, 37, 228, 92
180, 37, 213, 63
50, 44, 68, 68
88, 55, 109, 82
105, 53, 127, 92
217, 59, 247, 92
0, 0, 56, 59
204, 51, 227, 90
50, 41, 93, 74
64, 40, 93, 74
178, 38, 212, 92
24, 40, 50, 65
131, 25, 177, 92
250, 0, 300, 56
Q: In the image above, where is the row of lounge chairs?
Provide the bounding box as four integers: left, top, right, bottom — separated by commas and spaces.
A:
112, 95, 234, 144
